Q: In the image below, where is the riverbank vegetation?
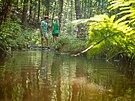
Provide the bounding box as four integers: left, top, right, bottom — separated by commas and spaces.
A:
0, 0, 135, 66
0, 20, 40, 58
86, 0, 135, 67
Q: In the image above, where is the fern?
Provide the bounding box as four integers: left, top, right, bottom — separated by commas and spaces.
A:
108, 0, 135, 25
107, 0, 135, 56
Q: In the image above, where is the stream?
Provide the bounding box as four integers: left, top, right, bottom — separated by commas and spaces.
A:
0, 50, 135, 101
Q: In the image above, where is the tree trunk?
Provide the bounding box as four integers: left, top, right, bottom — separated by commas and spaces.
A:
70, 0, 73, 21
81, 0, 84, 18
75, 0, 81, 19
84, 0, 87, 18
45, 0, 50, 16
58, 0, 63, 31
22, 0, 29, 25
37, 0, 40, 21
16, 0, 19, 11
29, 0, 32, 20
75, 0, 82, 38
0, 0, 12, 25
88, 0, 92, 17
52, 1, 56, 20
33, 0, 37, 21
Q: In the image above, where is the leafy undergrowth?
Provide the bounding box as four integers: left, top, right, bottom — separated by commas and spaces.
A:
57, 33, 87, 54
0, 19, 41, 57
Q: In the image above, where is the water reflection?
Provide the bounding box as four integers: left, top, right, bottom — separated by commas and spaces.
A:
0, 50, 135, 101
38, 50, 51, 101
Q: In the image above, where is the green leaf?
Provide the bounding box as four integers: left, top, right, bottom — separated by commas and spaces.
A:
110, 15, 116, 23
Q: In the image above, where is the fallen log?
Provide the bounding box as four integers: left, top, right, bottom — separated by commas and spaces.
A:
72, 34, 111, 56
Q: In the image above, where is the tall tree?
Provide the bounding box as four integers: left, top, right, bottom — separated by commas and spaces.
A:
45, 0, 50, 16
52, 1, 57, 20
37, 0, 40, 21
58, 0, 63, 30
22, 0, 29, 25
75, 0, 81, 19
84, 0, 87, 18
29, 0, 33, 20
16, 0, 19, 11
75, 0, 82, 38
33, 0, 37, 20
0, 0, 12, 25
89, 0, 92, 17
70, 0, 73, 21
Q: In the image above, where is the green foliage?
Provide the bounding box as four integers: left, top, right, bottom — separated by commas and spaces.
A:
87, 14, 135, 59
0, 19, 40, 52
0, 19, 21, 49
84, 0, 135, 60
108, 0, 135, 25
21, 29, 40, 48
57, 33, 87, 54
108, 0, 135, 58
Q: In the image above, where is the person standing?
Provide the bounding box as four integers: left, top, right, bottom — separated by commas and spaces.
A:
51, 16, 59, 43
40, 16, 50, 49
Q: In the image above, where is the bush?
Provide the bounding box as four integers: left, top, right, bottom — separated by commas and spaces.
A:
0, 19, 40, 52
0, 19, 22, 49
57, 33, 87, 54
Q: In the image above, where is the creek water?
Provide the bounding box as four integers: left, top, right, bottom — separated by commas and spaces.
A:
0, 50, 135, 101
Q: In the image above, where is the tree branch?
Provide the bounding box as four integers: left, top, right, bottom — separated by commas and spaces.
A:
72, 34, 111, 56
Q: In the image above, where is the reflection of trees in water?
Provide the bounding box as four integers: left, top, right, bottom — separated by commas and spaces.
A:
75, 58, 88, 77
20, 50, 52, 101
51, 54, 61, 101
1, 51, 135, 101
118, 65, 134, 80
37, 50, 51, 101
0, 71, 24, 101
20, 53, 54, 100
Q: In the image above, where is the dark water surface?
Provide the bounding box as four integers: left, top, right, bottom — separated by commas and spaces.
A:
0, 50, 135, 101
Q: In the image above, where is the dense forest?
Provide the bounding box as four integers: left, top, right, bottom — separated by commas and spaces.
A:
0, 0, 135, 67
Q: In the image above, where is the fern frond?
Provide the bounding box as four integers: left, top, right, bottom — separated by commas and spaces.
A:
108, 0, 135, 25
